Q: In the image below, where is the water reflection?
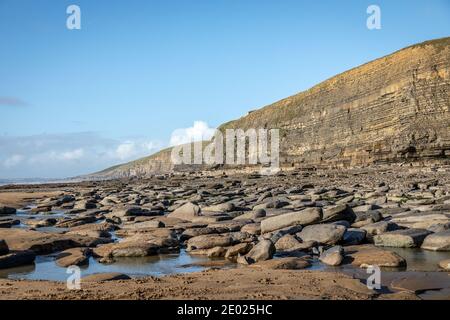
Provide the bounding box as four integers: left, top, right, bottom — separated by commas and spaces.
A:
0, 250, 229, 281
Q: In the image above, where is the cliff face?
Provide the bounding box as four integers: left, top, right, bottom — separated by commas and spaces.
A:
220, 37, 450, 168
88, 147, 175, 180
87, 37, 450, 179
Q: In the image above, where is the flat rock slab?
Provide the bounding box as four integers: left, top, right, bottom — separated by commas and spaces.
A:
167, 202, 201, 221
345, 245, 406, 268
82, 273, 131, 282
322, 204, 355, 223
373, 229, 431, 248
391, 273, 450, 293
0, 218, 20, 228
421, 230, 450, 251
250, 257, 311, 270
260, 207, 322, 234
93, 241, 159, 258
0, 228, 112, 255
0, 239, 9, 255
439, 259, 450, 270
0, 206, 16, 215
297, 224, 346, 245
243, 239, 275, 264
56, 248, 91, 267
0, 250, 36, 269
187, 234, 233, 251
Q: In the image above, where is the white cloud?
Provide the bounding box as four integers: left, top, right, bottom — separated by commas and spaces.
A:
169, 121, 216, 146
113, 140, 160, 161
60, 148, 84, 161
3, 154, 24, 167
0, 133, 162, 179
115, 142, 135, 160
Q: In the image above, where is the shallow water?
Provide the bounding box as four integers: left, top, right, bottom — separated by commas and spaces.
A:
2, 210, 449, 284
384, 247, 450, 272
0, 250, 220, 281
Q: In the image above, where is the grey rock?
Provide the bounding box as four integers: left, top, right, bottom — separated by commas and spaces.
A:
167, 202, 201, 221
322, 204, 356, 223
342, 228, 367, 245
297, 224, 346, 245
0, 250, 36, 269
260, 207, 322, 234
0, 239, 9, 256
374, 228, 432, 248
421, 230, 450, 251
0, 206, 16, 215
242, 239, 275, 264
319, 245, 344, 266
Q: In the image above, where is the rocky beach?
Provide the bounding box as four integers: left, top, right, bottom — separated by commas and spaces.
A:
0, 2, 449, 302
1, 165, 449, 299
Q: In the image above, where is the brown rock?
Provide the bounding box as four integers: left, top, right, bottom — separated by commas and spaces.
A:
260, 207, 322, 234
82, 273, 131, 282
251, 257, 311, 270
167, 202, 201, 221
56, 247, 91, 267
345, 245, 406, 268
0, 250, 36, 269
0, 239, 9, 256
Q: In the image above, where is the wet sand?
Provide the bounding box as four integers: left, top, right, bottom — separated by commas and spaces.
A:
0, 268, 419, 300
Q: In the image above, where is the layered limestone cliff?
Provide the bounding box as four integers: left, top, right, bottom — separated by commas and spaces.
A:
86, 37, 450, 179
220, 37, 450, 168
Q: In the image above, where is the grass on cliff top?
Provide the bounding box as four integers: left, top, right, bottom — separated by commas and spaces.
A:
219, 36, 450, 131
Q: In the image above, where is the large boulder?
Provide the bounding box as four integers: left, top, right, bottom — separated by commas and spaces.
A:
320, 245, 344, 266
390, 212, 450, 230
322, 205, 356, 223
361, 221, 398, 237
0, 206, 16, 215
55, 216, 97, 228
73, 200, 97, 210
374, 229, 431, 248
0, 218, 20, 228
109, 206, 156, 218
297, 224, 346, 245
0, 228, 112, 255
342, 228, 367, 245
438, 259, 450, 270
274, 234, 302, 251
241, 239, 275, 264
352, 210, 383, 226
260, 207, 322, 234
0, 250, 36, 269
421, 230, 450, 251
180, 227, 224, 241
234, 209, 266, 220
186, 234, 233, 251
56, 247, 91, 267
122, 220, 165, 230
25, 218, 57, 228
225, 243, 253, 261
203, 202, 235, 212
0, 239, 9, 255
167, 202, 201, 221
345, 245, 406, 268
93, 241, 159, 258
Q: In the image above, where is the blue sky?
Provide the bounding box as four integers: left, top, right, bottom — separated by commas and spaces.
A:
0, 0, 449, 179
